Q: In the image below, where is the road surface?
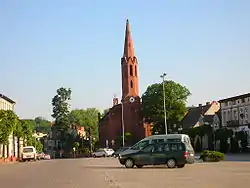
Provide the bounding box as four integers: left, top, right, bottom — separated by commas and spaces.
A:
1, 157, 250, 188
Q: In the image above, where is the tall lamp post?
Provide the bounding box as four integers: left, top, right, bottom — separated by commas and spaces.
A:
160, 73, 168, 135
121, 102, 125, 147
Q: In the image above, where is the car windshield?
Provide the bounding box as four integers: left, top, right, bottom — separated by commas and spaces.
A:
23, 148, 34, 153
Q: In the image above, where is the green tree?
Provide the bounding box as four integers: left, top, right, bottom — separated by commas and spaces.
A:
26, 137, 43, 152
142, 80, 191, 134
51, 87, 72, 132
34, 117, 51, 133
20, 120, 33, 140
0, 110, 20, 144
69, 108, 100, 140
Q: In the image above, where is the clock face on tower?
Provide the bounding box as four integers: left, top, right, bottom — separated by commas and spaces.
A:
129, 97, 135, 103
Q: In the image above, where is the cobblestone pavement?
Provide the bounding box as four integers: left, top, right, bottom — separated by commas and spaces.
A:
1, 157, 250, 188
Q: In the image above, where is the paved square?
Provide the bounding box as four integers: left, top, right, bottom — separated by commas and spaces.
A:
85, 158, 250, 188
0, 157, 250, 188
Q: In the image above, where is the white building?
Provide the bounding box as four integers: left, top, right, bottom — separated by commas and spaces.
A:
0, 94, 19, 158
219, 93, 250, 145
0, 94, 15, 110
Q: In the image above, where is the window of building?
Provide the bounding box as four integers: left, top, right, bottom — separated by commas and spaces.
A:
232, 100, 236, 105
228, 111, 231, 121
242, 98, 245, 103
135, 65, 137, 77
129, 65, 133, 76
130, 80, 133, 88
233, 110, 237, 120
223, 111, 226, 123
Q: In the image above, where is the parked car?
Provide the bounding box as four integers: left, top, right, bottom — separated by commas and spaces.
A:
44, 154, 51, 160
92, 148, 114, 157
21, 146, 37, 162
113, 147, 130, 158
37, 152, 45, 160
118, 141, 195, 168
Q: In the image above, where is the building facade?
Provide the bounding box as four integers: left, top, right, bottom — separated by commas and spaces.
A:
0, 94, 15, 110
181, 101, 220, 129
219, 93, 250, 144
98, 20, 151, 148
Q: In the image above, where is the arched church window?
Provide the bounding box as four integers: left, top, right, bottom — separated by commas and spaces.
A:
129, 65, 133, 76
135, 65, 137, 77
130, 80, 133, 88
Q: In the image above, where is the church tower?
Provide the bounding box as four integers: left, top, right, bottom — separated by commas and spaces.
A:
121, 19, 139, 103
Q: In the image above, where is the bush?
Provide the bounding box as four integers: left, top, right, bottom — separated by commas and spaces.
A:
200, 150, 225, 162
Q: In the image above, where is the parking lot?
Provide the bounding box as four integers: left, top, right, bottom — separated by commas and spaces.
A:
1, 157, 250, 188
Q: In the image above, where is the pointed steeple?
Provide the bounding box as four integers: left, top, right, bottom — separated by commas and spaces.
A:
123, 19, 135, 58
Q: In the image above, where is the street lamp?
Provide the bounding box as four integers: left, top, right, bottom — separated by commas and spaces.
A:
121, 102, 125, 147
160, 73, 168, 135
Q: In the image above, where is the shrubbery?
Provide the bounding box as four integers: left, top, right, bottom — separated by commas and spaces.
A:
200, 150, 225, 162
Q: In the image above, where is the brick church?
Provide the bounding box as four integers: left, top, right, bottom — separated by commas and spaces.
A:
98, 20, 152, 148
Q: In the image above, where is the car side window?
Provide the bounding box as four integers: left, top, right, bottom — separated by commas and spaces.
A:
178, 144, 184, 151
158, 139, 164, 143
151, 139, 164, 144
162, 144, 170, 152
153, 144, 161, 152
141, 145, 154, 152
171, 144, 178, 151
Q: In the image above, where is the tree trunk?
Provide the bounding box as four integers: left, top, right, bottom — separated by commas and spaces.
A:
13, 133, 16, 157
17, 137, 20, 159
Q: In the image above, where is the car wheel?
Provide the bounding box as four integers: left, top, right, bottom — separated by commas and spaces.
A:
125, 159, 134, 168
177, 164, 185, 168
166, 158, 176, 168
93, 154, 96, 158
102, 154, 106, 157
136, 165, 143, 168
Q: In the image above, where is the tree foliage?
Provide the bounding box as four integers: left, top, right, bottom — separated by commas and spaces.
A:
141, 80, 191, 134
0, 110, 44, 154
21, 117, 51, 134
34, 117, 51, 133
0, 110, 20, 144
69, 108, 100, 140
51, 87, 72, 130
27, 137, 43, 152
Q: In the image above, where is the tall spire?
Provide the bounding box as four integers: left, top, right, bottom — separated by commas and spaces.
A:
123, 19, 135, 58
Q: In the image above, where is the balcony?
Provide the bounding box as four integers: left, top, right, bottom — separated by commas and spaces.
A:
226, 120, 240, 127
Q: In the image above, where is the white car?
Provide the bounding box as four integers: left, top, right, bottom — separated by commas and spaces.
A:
92, 148, 114, 157
21, 146, 37, 162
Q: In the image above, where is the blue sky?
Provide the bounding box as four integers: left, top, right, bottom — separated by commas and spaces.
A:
1, 0, 250, 120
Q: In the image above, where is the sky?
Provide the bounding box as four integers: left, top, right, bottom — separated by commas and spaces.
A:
1, 0, 250, 120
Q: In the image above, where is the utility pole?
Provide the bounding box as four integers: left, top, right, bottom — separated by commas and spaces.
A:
121, 102, 125, 146
160, 73, 168, 135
